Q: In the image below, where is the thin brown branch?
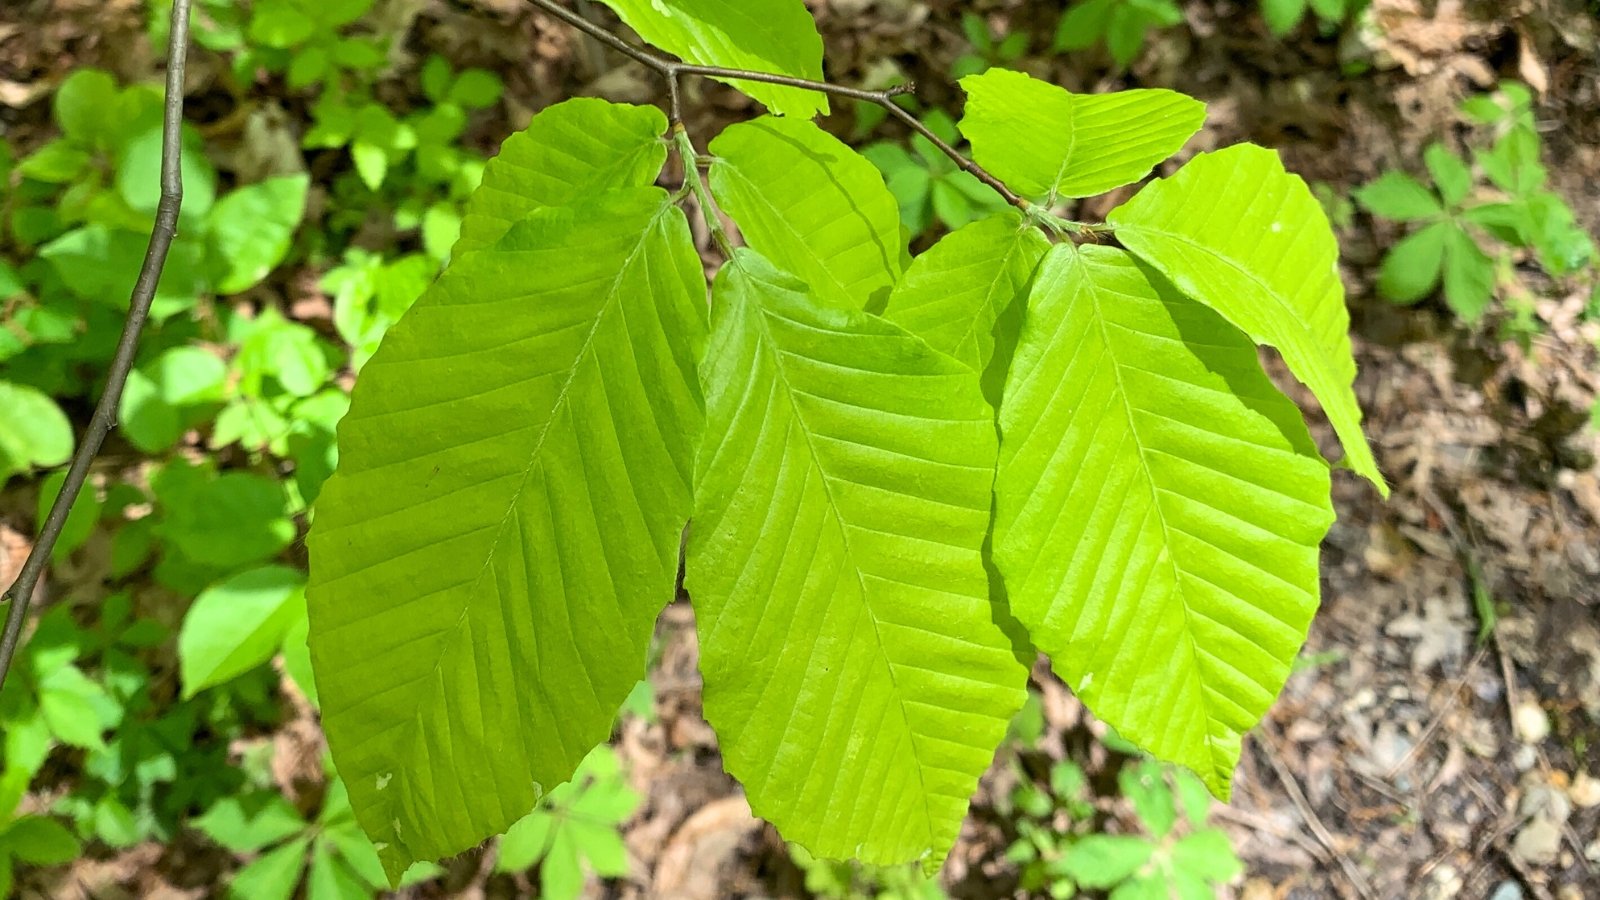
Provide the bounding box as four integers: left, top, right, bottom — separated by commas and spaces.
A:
526, 0, 1028, 210
0, 0, 192, 689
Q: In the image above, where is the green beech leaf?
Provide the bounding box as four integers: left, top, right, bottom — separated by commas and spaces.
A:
0, 382, 73, 487
1376, 221, 1447, 304
710, 117, 903, 311
1110, 144, 1386, 494
1441, 224, 1495, 321
592, 0, 827, 118
454, 99, 668, 257
179, 566, 307, 698
687, 250, 1027, 867
958, 69, 1205, 200
1353, 171, 1442, 222
883, 211, 1048, 378
208, 174, 310, 294
307, 187, 706, 881
993, 245, 1333, 796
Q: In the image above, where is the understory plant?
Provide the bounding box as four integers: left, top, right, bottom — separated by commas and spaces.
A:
1356, 81, 1596, 332
303, 0, 1387, 883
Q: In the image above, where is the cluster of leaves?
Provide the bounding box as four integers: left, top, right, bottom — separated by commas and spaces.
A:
1355, 82, 1597, 331
304, 0, 1385, 885
1004, 758, 1242, 899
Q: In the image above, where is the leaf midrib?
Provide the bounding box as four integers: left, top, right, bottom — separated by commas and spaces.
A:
1074, 251, 1229, 779
747, 285, 937, 848
380, 200, 673, 850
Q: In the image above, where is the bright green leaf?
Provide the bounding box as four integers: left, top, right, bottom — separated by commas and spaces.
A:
1354, 171, 1441, 222
54, 69, 120, 144
0, 381, 73, 487
1376, 221, 1447, 304
208, 175, 310, 294
307, 188, 706, 881
710, 117, 904, 311
195, 794, 307, 853
116, 126, 216, 224
4, 815, 82, 865
883, 212, 1047, 377
993, 246, 1333, 797
1110, 144, 1386, 494
1441, 224, 1495, 322
454, 99, 668, 257
228, 834, 311, 900
1261, 0, 1309, 35
1170, 828, 1242, 883
179, 566, 307, 698
1424, 144, 1473, 208
593, 0, 828, 117
686, 250, 1027, 866
1060, 834, 1154, 888
958, 69, 1205, 200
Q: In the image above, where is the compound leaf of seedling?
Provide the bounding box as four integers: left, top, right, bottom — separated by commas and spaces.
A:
496, 745, 638, 896
1059, 834, 1154, 889
993, 246, 1333, 797
1111, 144, 1387, 494
308, 188, 706, 882
687, 250, 1027, 867
710, 117, 904, 312
454, 99, 668, 257
1377, 220, 1448, 304
959, 68, 1205, 200
1424, 144, 1473, 208
179, 566, 307, 698
593, 0, 827, 118
1354, 171, 1442, 222
195, 794, 308, 854
1441, 224, 1496, 322
228, 834, 312, 900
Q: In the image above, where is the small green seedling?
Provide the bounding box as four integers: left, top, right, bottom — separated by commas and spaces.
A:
1006, 758, 1242, 899
196, 761, 440, 900
952, 13, 1030, 79
1357, 82, 1595, 326
862, 110, 1011, 238
493, 745, 639, 899
1055, 0, 1183, 67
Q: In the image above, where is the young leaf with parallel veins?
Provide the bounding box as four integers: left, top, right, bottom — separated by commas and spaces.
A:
687, 250, 1028, 867
710, 117, 904, 311
453, 99, 668, 257
993, 245, 1334, 796
958, 68, 1204, 201
592, 0, 828, 117
307, 186, 707, 881
1110, 144, 1387, 494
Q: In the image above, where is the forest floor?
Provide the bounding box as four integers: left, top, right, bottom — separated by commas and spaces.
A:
3, 0, 1599, 898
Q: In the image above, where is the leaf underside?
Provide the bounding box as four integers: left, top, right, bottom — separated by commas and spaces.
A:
993, 245, 1334, 796
1110, 144, 1387, 494
687, 250, 1028, 867
710, 117, 905, 312
307, 187, 706, 880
